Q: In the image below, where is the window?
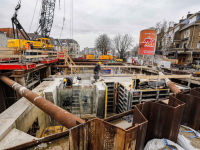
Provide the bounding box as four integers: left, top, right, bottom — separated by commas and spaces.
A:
184, 29, 190, 38
189, 16, 196, 24
176, 44, 179, 48
197, 41, 200, 49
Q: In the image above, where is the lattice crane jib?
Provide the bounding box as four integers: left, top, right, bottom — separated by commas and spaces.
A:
40, 0, 56, 38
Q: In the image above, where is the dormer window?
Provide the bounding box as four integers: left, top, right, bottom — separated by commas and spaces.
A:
189, 16, 196, 24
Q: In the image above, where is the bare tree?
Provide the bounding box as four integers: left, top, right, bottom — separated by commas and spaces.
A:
154, 20, 175, 51
131, 44, 139, 57
113, 34, 134, 59
154, 20, 167, 51
95, 34, 112, 55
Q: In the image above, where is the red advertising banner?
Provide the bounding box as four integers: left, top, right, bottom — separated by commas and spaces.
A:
138, 29, 157, 55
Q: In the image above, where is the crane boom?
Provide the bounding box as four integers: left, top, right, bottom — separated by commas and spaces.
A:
33, 0, 56, 39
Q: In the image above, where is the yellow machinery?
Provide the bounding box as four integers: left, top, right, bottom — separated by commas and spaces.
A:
82, 54, 95, 60
115, 59, 123, 62
42, 126, 67, 137
99, 55, 113, 60
7, 38, 53, 50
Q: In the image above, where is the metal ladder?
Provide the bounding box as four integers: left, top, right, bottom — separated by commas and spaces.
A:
71, 83, 81, 116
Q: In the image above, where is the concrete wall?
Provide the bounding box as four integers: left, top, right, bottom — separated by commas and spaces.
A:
96, 82, 106, 118
44, 78, 63, 105
0, 32, 10, 47
0, 81, 53, 142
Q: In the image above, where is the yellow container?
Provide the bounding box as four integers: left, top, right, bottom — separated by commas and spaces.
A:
100, 55, 109, 60
86, 54, 94, 60
115, 59, 123, 62
109, 55, 113, 60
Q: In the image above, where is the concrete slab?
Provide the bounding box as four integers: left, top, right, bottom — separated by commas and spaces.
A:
0, 128, 37, 149
44, 78, 63, 105
0, 81, 53, 142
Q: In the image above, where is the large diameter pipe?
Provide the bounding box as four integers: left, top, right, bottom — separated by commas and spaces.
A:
167, 81, 181, 94
0, 75, 85, 128
159, 72, 181, 94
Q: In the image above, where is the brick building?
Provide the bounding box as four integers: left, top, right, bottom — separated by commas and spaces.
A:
162, 12, 200, 66
0, 28, 27, 40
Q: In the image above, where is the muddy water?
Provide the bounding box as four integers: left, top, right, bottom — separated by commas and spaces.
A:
30, 137, 69, 150
110, 117, 133, 129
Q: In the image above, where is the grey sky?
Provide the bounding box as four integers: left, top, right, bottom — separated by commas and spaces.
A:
0, 0, 200, 50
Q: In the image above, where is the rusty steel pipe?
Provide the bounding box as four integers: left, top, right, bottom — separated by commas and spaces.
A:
159, 72, 181, 94
0, 75, 85, 128
167, 81, 181, 94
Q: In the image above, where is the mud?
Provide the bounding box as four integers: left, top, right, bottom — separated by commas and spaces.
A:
179, 126, 200, 149
109, 117, 132, 129
30, 137, 69, 150
158, 145, 177, 150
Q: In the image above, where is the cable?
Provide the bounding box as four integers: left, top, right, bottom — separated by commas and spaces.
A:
59, 0, 66, 39
59, 0, 61, 9
36, 0, 42, 33
29, 0, 39, 33
70, 0, 71, 39
72, 0, 73, 40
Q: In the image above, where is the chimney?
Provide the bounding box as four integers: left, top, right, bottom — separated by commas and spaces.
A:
174, 24, 178, 27
187, 14, 193, 19
179, 19, 185, 23
168, 27, 173, 32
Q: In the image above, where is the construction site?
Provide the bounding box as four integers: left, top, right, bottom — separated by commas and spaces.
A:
0, 0, 200, 150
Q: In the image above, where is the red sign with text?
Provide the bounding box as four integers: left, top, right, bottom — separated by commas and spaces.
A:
138, 29, 157, 55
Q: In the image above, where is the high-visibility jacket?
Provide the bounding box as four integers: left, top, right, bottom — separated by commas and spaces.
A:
25, 43, 30, 49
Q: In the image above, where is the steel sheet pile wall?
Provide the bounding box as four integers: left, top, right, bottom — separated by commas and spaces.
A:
70, 108, 148, 150
174, 88, 200, 130
136, 97, 185, 143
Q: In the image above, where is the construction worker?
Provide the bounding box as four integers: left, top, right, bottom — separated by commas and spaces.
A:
42, 40, 45, 49
30, 42, 34, 49
63, 78, 73, 88
25, 42, 30, 49
94, 62, 101, 82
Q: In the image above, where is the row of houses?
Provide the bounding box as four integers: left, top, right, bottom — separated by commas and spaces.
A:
160, 11, 200, 66
0, 28, 80, 58
81, 47, 116, 56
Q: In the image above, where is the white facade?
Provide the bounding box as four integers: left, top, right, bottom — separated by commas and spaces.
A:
55, 39, 80, 58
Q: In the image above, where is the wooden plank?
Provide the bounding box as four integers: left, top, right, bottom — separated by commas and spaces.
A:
0, 55, 21, 58
0, 47, 25, 51
26, 50, 57, 53
132, 74, 191, 80
103, 74, 144, 77
0, 51, 15, 55
25, 55, 48, 58
69, 65, 148, 68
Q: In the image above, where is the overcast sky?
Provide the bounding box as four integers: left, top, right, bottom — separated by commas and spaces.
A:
0, 0, 200, 50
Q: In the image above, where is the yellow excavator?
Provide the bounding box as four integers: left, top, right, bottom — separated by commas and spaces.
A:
42, 126, 67, 137
7, 0, 54, 50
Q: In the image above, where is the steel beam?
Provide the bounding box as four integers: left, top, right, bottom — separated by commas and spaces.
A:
0, 75, 85, 128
